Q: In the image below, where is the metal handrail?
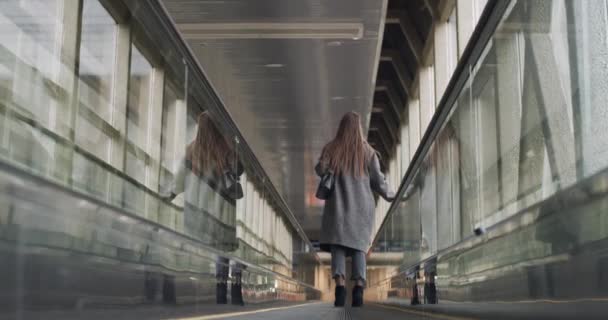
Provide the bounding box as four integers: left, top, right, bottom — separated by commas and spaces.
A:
0, 155, 319, 292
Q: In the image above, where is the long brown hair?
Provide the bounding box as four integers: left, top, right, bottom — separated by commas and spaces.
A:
186, 111, 233, 175
321, 111, 370, 176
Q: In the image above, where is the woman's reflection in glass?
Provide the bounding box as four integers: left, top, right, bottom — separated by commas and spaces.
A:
163, 111, 245, 305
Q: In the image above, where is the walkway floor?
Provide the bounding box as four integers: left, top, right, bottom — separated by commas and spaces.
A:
6, 300, 608, 319
0, 302, 446, 320
197, 302, 446, 320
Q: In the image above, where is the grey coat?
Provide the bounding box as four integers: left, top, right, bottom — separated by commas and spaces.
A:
164, 157, 243, 251
315, 146, 394, 253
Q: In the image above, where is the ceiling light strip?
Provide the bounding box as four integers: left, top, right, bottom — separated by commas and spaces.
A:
177, 22, 364, 39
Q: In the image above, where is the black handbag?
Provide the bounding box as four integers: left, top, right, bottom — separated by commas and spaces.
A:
223, 171, 244, 200
315, 170, 335, 200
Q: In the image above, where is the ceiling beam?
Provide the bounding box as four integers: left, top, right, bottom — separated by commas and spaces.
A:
409, 69, 420, 99
372, 105, 384, 113
376, 80, 405, 121
373, 92, 401, 132
371, 128, 392, 158
386, 10, 424, 65
376, 121, 395, 150
373, 101, 400, 128
378, 125, 395, 156
376, 109, 400, 143
424, 0, 440, 21
380, 49, 413, 97
371, 111, 398, 144
421, 25, 435, 66
425, 0, 456, 22
370, 114, 397, 150
372, 101, 407, 128
437, 0, 457, 22
372, 102, 393, 114
368, 130, 389, 163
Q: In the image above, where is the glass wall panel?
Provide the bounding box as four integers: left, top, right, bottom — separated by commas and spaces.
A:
473, 52, 501, 223
156, 78, 185, 231
371, 0, 608, 308
494, 32, 524, 215
0, 0, 70, 180
0, 0, 61, 129
125, 44, 152, 183
419, 146, 437, 257
436, 129, 457, 249
123, 44, 155, 214
159, 80, 185, 188
0, 1, 320, 315
75, 0, 115, 159
72, 0, 117, 198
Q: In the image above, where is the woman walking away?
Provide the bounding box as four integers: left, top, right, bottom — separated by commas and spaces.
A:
162, 111, 244, 305
315, 111, 395, 308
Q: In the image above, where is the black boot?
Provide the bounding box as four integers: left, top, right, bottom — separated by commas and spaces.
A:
334, 286, 346, 307
231, 283, 244, 306
162, 275, 176, 304
237, 283, 245, 306
352, 286, 364, 307
216, 283, 227, 304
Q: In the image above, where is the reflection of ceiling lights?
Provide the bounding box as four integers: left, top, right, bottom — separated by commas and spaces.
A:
264, 63, 285, 68
327, 41, 343, 46
178, 22, 364, 40
331, 96, 345, 101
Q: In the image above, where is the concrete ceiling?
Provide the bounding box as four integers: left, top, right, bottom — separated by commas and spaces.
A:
162, 0, 440, 242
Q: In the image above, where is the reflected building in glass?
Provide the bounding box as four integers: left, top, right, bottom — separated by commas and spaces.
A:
2, 0, 608, 319
0, 0, 320, 316
369, 0, 608, 312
